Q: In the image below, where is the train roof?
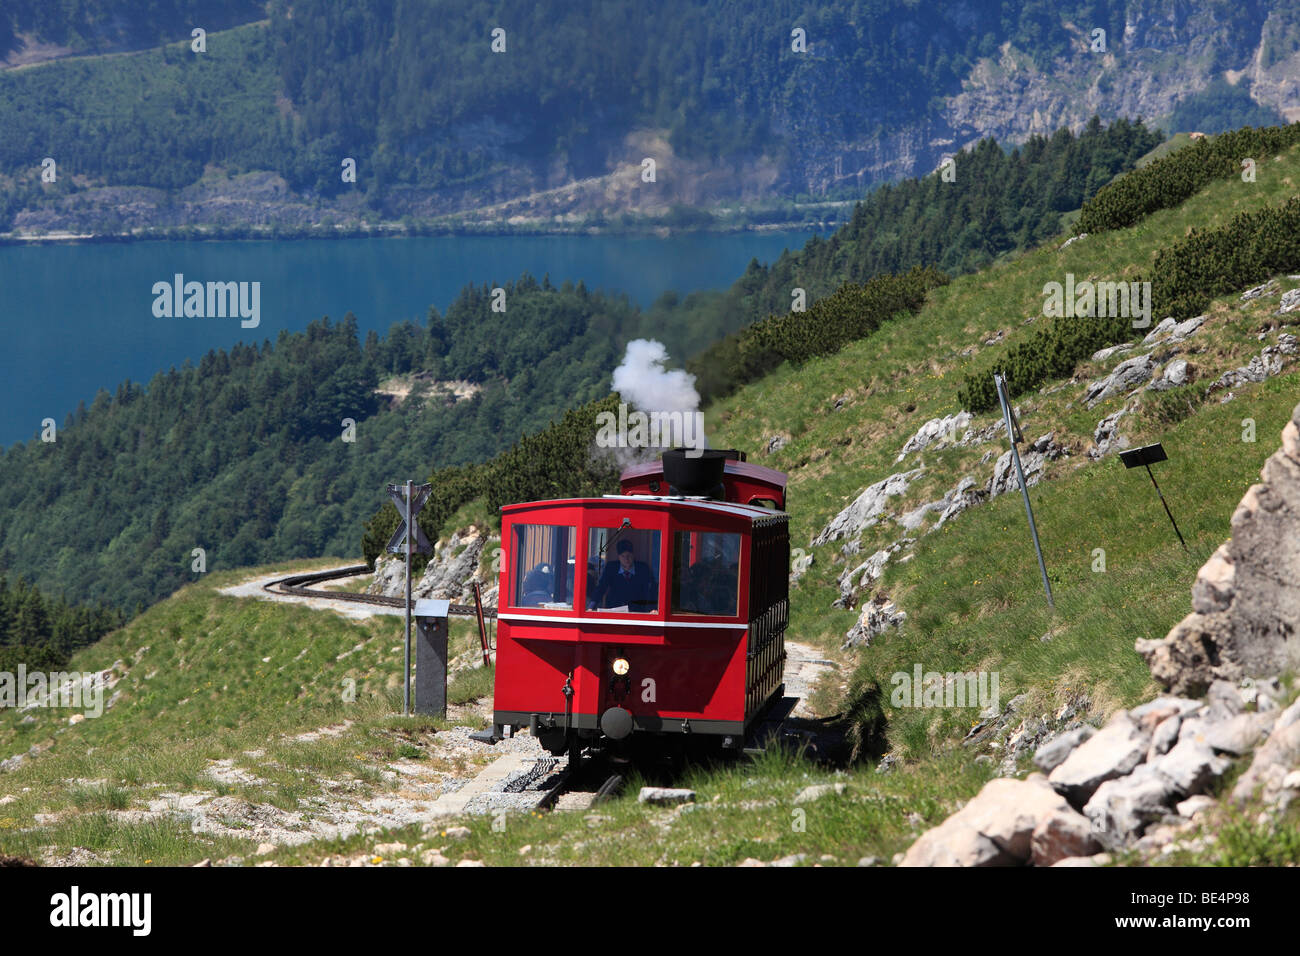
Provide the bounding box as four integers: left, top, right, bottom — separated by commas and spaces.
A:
618, 457, 787, 488
500, 493, 787, 522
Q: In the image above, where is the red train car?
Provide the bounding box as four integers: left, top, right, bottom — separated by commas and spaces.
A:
490, 449, 789, 757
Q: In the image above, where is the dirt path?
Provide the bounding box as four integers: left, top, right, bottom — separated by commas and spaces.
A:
783, 640, 839, 719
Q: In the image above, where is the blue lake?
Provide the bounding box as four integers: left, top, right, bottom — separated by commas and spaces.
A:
0, 231, 817, 447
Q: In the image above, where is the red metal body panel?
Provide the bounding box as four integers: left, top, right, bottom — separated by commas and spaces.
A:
493, 495, 788, 741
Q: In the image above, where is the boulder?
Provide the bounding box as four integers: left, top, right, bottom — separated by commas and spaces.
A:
369, 528, 490, 605
789, 550, 814, 584
1146, 358, 1190, 392
1175, 795, 1217, 819
833, 549, 892, 607
896, 412, 973, 461
1091, 343, 1133, 363
1089, 399, 1138, 459
1231, 699, 1300, 807
638, 787, 696, 806
1084, 355, 1156, 407
812, 469, 924, 546
1168, 314, 1208, 341
1084, 763, 1180, 847
1191, 546, 1235, 614
986, 434, 1066, 499
1213, 338, 1294, 390
1200, 712, 1275, 756
1032, 725, 1096, 773
1048, 710, 1151, 808
934, 477, 986, 528
843, 596, 907, 648
1031, 807, 1102, 866
1151, 737, 1229, 795
1147, 714, 1181, 760
1141, 317, 1177, 345
1240, 279, 1278, 301
900, 775, 1069, 867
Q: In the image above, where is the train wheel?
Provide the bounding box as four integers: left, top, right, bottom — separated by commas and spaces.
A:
538, 731, 568, 757
567, 735, 584, 767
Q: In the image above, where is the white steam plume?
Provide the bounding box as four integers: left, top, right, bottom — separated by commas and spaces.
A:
612, 338, 699, 413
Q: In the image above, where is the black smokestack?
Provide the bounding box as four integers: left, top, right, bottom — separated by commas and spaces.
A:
662, 448, 745, 498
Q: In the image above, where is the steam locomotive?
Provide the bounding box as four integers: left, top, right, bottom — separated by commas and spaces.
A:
489, 448, 790, 759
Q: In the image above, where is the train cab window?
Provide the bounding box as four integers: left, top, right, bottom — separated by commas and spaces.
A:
510, 524, 577, 610
587, 527, 660, 613
671, 531, 741, 616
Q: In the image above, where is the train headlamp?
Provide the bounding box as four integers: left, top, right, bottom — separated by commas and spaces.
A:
612, 657, 630, 676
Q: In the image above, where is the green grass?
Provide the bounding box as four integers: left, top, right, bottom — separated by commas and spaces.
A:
699, 136, 1300, 777
272, 744, 994, 868
449, 663, 494, 705
0, 556, 495, 864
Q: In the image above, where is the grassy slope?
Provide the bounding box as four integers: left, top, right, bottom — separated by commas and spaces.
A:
4, 140, 1300, 867
0, 557, 496, 865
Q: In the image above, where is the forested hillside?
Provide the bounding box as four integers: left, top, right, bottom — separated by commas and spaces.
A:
0, 576, 123, 671
0, 119, 1169, 612
0, 0, 1290, 233
0, 0, 263, 57
0, 276, 719, 612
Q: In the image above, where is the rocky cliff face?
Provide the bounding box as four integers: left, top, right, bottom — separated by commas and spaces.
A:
367, 526, 499, 608
803, 2, 1300, 198
1136, 401, 1300, 695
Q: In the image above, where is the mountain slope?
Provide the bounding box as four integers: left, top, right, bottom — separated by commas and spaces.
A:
2, 1, 1297, 234
4, 133, 1300, 868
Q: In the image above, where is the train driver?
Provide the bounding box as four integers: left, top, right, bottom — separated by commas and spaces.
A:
588, 539, 657, 612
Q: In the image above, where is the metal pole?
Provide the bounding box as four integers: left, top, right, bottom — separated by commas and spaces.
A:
1145, 464, 1189, 552
995, 375, 1054, 609
404, 478, 413, 715
473, 581, 491, 667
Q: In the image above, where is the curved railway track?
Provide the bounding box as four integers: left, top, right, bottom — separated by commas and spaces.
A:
262, 567, 643, 810
259, 566, 635, 810
262, 564, 497, 619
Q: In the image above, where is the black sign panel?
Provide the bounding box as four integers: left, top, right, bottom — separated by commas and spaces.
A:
1119, 443, 1168, 469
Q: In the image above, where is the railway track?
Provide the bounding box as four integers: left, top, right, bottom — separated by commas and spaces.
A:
261, 567, 634, 811
534, 756, 626, 812
262, 564, 497, 619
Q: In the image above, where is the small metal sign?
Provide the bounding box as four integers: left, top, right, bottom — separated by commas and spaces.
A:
1120, 443, 1188, 551
386, 483, 433, 555
1119, 443, 1168, 468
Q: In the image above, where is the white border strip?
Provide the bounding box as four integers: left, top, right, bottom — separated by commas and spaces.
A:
499, 612, 748, 630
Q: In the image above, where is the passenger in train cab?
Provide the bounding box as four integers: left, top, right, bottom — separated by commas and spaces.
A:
680, 538, 738, 615
588, 539, 657, 611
